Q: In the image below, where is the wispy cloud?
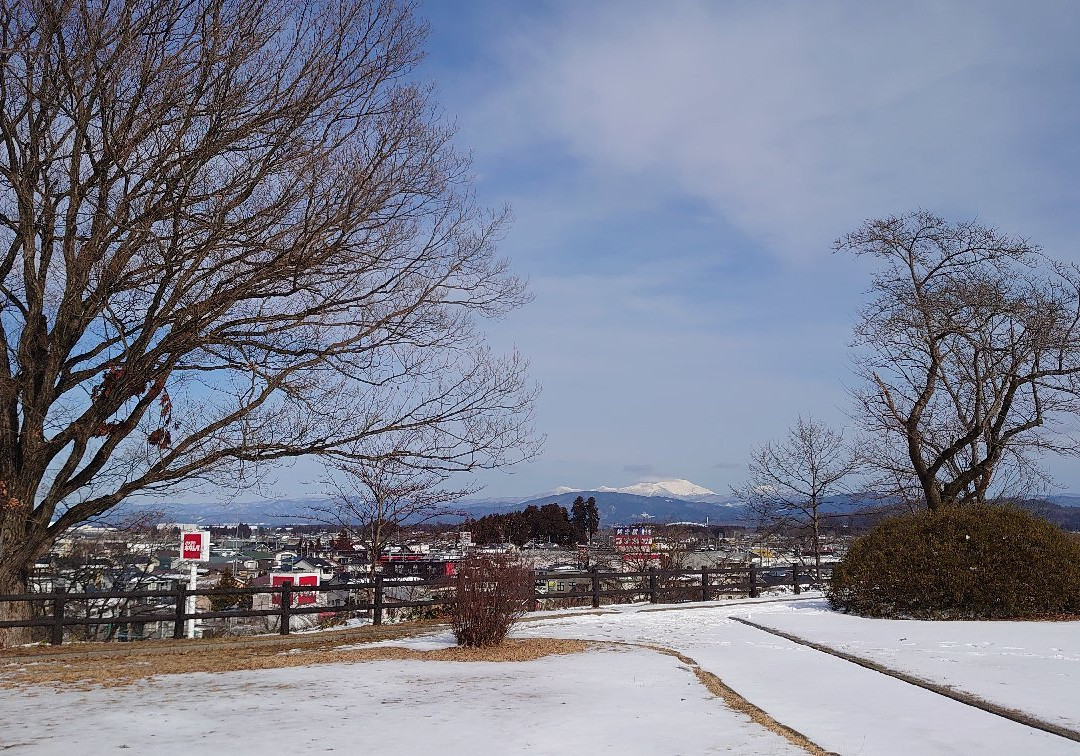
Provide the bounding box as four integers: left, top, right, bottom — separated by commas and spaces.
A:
464, 1, 1080, 259
420, 0, 1080, 496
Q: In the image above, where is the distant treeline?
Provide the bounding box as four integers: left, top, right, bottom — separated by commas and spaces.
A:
1009, 500, 1080, 532
209, 523, 254, 539
470, 499, 597, 546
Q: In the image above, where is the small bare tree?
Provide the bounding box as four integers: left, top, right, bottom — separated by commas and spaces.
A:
732, 416, 859, 580
838, 211, 1080, 511
653, 524, 698, 570
48, 509, 171, 642
317, 453, 469, 586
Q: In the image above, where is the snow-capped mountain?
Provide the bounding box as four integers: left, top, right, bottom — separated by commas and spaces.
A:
596, 479, 715, 498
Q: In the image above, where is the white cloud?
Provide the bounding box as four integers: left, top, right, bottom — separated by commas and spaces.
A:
469, 1, 1080, 259
439, 0, 1080, 496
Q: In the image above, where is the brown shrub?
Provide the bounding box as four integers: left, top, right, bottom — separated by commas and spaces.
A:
828, 505, 1080, 619
450, 554, 534, 647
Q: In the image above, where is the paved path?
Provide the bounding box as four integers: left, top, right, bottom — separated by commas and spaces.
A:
513, 602, 1080, 755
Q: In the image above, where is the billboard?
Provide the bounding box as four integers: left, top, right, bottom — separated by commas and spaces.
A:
612, 525, 653, 553
270, 572, 319, 606
180, 530, 210, 561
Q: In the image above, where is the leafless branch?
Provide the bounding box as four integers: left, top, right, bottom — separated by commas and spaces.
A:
837, 211, 1079, 511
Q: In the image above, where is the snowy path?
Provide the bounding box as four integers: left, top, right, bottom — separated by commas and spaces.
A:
511, 601, 1080, 755
733, 598, 1080, 734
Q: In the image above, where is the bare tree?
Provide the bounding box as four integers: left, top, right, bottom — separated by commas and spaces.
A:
317, 453, 469, 586
732, 416, 859, 580
652, 524, 698, 571
0, 0, 539, 644
837, 211, 1080, 512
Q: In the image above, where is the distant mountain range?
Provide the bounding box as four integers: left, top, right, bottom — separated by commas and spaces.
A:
115, 478, 1080, 529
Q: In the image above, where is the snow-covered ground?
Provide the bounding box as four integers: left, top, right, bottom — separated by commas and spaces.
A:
0, 645, 800, 755
511, 597, 1080, 755
730, 598, 1080, 733
4, 597, 1078, 755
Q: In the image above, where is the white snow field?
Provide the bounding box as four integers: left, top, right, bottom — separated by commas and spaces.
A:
730, 598, 1080, 734
0, 644, 801, 755
3, 597, 1079, 755
510, 597, 1080, 755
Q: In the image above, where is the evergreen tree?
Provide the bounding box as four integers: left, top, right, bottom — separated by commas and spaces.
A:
586, 497, 600, 541
570, 496, 588, 541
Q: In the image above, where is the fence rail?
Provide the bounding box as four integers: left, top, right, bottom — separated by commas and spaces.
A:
0, 563, 832, 646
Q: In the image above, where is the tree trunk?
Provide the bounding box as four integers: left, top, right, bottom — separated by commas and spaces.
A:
811, 510, 822, 583
812, 528, 822, 583
0, 567, 33, 648
920, 469, 944, 512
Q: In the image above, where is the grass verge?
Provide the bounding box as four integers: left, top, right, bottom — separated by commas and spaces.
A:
1, 637, 589, 690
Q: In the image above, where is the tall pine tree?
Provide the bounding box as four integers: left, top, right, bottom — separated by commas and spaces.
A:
586, 497, 600, 542
570, 496, 589, 542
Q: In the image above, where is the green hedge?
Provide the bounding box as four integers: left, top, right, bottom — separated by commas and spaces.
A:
828, 505, 1080, 619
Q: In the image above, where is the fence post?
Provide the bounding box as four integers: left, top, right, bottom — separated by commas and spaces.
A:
749, 564, 759, 599
173, 582, 187, 639
591, 567, 600, 609
280, 582, 292, 635
372, 575, 383, 626
792, 563, 801, 595
701, 568, 710, 602
648, 567, 658, 604
51, 594, 65, 646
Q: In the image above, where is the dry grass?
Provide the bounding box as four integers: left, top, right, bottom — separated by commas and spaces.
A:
0, 619, 447, 660
0, 637, 589, 690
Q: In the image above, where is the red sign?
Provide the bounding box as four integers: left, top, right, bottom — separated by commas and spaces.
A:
271, 572, 319, 606
613, 526, 654, 554
180, 531, 210, 561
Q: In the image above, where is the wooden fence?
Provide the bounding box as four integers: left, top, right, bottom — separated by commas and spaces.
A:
0, 563, 831, 647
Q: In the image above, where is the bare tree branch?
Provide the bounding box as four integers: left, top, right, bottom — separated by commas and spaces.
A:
0, 0, 540, 643
312, 453, 471, 585
732, 416, 860, 579
838, 211, 1079, 511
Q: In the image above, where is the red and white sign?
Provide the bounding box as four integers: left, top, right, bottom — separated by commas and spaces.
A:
613, 526, 653, 553
270, 572, 319, 606
180, 530, 210, 561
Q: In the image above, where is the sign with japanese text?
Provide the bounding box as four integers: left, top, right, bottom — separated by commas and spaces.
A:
613, 525, 653, 553
180, 530, 210, 561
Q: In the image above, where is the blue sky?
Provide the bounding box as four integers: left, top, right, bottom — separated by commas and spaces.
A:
413, 0, 1080, 497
